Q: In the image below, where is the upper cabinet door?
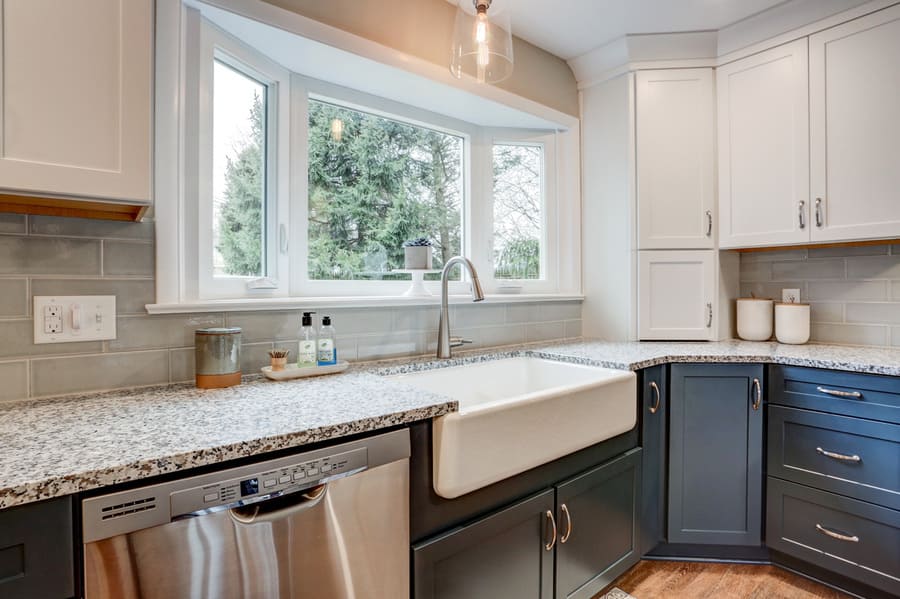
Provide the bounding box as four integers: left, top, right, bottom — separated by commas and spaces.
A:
636, 69, 715, 250
809, 5, 900, 243
717, 40, 810, 249
0, 0, 152, 203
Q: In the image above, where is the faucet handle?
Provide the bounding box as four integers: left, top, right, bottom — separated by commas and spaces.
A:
450, 337, 473, 348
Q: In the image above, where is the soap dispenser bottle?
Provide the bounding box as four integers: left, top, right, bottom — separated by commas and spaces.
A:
298, 312, 317, 368
317, 316, 337, 366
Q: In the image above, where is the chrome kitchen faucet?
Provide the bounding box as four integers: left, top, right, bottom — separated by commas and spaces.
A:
437, 256, 485, 359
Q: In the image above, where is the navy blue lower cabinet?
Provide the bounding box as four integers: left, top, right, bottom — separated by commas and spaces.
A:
639, 366, 667, 555
556, 448, 642, 599
767, 477, 900, 596
668, 363, 764, 546
412, 489, 556, 599
0, 497, 74, 599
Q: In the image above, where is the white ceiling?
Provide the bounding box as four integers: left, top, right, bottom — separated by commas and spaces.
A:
454, 0, 791, 59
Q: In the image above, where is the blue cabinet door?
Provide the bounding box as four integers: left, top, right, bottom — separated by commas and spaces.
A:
412, 489, 555, 599
668, 363, 764, 546
639, 365, 667, 555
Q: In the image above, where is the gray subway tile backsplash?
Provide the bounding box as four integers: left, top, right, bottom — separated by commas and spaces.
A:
0, 361, 28, 402
0, 216, 581, 401
103, 241, 154, 276
740, 247, 900, 347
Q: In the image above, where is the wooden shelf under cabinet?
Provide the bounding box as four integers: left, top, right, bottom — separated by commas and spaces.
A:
0, 193, 148, 222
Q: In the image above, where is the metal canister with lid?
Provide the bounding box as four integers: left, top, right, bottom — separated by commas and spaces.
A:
195, 327, 242, 389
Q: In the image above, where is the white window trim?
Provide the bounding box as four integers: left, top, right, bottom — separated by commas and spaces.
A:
152, 0, 582, 314
196, 19, 291, 299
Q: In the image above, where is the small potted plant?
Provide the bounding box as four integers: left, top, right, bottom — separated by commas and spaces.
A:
402, 237, 433, 269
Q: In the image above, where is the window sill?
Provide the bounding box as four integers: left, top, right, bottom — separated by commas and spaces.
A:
145, 294, 584, 315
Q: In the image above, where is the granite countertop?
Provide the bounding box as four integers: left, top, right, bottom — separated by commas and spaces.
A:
0, 371, 456, 510
2, 338, 898, 510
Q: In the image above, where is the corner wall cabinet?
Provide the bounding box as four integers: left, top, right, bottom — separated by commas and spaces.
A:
717, 5, 900, 248
0, 0, 152, 217
717, 40, 809, 249
808, 4, 900, 243
668, 363, 764, 546
638, 250, 716, 341
413, 449, 642, 599
636, 69, 715, 250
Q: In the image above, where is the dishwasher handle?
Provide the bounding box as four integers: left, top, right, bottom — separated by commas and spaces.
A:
231, 484, 328, 524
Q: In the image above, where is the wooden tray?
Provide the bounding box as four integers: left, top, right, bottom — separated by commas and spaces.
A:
261, 361, 350, 381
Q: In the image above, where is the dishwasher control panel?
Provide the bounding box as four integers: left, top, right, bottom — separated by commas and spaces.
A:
170, 447, 368, 517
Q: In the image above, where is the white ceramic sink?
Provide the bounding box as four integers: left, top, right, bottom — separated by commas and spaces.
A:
390, 356, 636, 498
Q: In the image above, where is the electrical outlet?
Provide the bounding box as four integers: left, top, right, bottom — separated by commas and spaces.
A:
33, 296, 116, 344
782, 288, 801, 304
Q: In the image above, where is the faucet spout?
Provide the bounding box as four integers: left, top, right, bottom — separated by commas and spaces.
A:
437, 256, 484, 359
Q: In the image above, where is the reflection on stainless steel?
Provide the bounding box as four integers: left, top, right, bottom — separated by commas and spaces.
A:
83, 431, 409, 599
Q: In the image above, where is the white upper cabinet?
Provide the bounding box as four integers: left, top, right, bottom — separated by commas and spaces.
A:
636, 69, 715, 250
717, 40, 810, 249
809, 4, 900, 243
0, 0, 152, 203
638, 250, 716, 341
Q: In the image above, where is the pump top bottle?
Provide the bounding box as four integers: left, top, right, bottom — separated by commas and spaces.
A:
317, 316, 337, 366
297, 312, 317, 368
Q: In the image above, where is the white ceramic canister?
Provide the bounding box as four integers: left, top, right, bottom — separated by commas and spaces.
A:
775, 303, 811, 345
736, 298, 774, 341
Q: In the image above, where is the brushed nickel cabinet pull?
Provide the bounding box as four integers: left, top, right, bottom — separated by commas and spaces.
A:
816, 523, 859, 543
544, 510, 557, 551
649, 381, 661, 414
705, 210, 713, 237
560, 503, 573, 544
798, 200, 806, 229
816, 386, 863, 399
752, 378, 762, 411
817, 447, 861, 463
815, 198, 824, 228
706, 303, 713, 328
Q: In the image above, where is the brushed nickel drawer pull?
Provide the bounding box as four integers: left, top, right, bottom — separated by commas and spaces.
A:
817, 447, 861, 463
752, 378, 762, 411
706, 303, 713, 328
649, 381, 661, 414
816, 523, 859, 543
816, 386, 863, 399
544, 510, 557, 551
798, 200, 806, 229
705, 210, 713, 237
815, 198, 824, 228
560, 503, 573, 544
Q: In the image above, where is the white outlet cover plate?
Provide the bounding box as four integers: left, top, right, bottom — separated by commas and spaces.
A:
33, 296, 116, 344
781, 288, 801, 303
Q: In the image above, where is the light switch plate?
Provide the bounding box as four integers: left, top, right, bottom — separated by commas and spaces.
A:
33, 296, 116, 344
782, 288, 801, 303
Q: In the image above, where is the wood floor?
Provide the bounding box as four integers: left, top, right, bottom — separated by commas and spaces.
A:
599, 560, 854, 599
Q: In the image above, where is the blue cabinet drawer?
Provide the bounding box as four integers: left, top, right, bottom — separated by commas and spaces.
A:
768, 406, 900, 510
767, 477, 900, 596
769, 366, 900, 424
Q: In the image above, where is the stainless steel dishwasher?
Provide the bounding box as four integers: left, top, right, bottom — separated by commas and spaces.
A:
82, 429, 409, 599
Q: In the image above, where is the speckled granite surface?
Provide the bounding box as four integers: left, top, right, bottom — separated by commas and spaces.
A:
2, 338, 898, 510
0, 372, 455, 509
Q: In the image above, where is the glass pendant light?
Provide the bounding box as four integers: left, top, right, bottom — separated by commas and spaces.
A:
450, 0, 514, 84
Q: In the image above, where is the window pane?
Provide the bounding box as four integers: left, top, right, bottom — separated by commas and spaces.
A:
493, 144, 543, 279
307, 99, 463, 281
212, 60, 267, 278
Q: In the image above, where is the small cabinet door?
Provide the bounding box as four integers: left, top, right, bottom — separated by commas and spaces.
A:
0, 497, 74, 599
0, 0, 152, 203
668, 364, 764, 546
717, 39, 810, 249
412, 489, 555, 599
809, 4, 900, 243
638, 250, 715, 341
640, 366, 667, 555
555, 449, 642, 599
636, 69, 715, 250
